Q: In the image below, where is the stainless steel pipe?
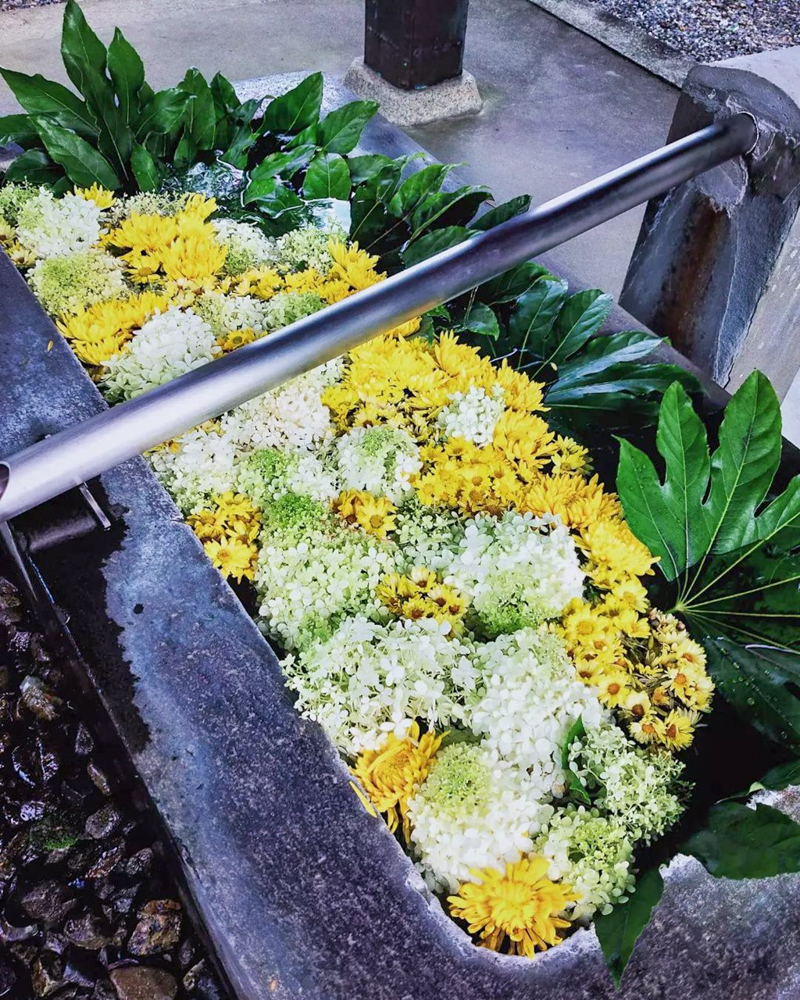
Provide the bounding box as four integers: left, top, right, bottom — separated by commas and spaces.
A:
0, 112, 757, 522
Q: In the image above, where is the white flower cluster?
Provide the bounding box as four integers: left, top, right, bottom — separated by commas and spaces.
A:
213, 218, 276, 275
220, 363, 337, 454
409, 743, 553, 892
447, 511, 584, 636
103, 307, 220, 401
255, 531, 399, 656
536, 807, 635, 920
437, 386, 505, 446
148, 425, 237, 514
333, 426, 421, 503
194, 292, 270, 336
464, 627, 605, 795
569, 725, 685, 844
274, 224, 342, 273
236, 447, 337, 509
28, 249, 127, 316
393, 501, 465, 573
282, 616, 474, 755
16, 190, 103, 259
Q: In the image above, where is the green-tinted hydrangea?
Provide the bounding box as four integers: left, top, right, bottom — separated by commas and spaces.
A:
0, 182, 39, 227
28, 250, 127, 316
263, 291, 327, 331
421, 743, 490, 816
274, 225, 344, 274
262, 492, 328, 535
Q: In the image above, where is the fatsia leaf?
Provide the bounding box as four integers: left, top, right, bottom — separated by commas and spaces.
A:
684, 802, 800, 879
302, 151, 351, 200
617, 372, 791, 583
471, 194, 531, 231
107, 28, 145, 127
262, 73, 323, 135
318, 99, 378, 154
34, 117, 120, 189
695, 638, 800, 752
0, 68, 98, 137
594, 867, 664, 987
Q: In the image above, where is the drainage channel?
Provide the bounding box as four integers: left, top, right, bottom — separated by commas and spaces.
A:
0, 505, 233, 1000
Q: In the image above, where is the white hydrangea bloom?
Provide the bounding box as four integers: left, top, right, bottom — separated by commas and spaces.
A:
446, 511, 584, 635
16, 191, 103, 259
332, 426, 421, 502
463, 627, 605, 796
220, 362, 338, 454
569, 725, 685, 844
255, 531, 399, 656
194, 292, 270, 336
282, 616, 476, 755
148, 424, 238, 514
393, 501, 465, 573
408, 743, 552, 893
535, 806, 635, 920
437, 386, 505, 446
213, 218, 276, 275
235, 448, 338, 508
102, 307, 220, 401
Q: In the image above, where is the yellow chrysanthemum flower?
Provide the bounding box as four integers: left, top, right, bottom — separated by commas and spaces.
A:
74, 184, 115, 208
328, 240, 384, 290
217, 327, 259, 353
578, 518, 658, 582
660, 709, 699, 751
203, 537, 259, 582
351, 722, 444, 839
448, 857, 577, 958
57, 290, 174, 366
332, 490, 397, 538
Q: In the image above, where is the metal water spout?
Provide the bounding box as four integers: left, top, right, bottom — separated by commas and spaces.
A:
0, 113, 757, 523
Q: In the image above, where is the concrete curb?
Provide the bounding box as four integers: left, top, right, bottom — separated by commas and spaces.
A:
525, 0, 692, 87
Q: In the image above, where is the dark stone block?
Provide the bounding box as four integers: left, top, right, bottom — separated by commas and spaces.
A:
0, 72, 799, 1000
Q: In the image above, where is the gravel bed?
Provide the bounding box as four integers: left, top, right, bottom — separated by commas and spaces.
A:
0, 572, 229, 1000
582, 0, 799, 62
0, 0, 66, 11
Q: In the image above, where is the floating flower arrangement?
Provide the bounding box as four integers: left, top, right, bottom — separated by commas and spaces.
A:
2, 3, 800, 985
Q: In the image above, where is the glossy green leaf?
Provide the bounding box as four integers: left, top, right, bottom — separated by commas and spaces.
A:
4, 148, 64, 186
135, 88, 189, 140
0, 113, 42, 148
401, 226, 474, 267
546, 289, 613, 364
178, 69, 216, 151
130, 141, 162, 192
472, 194, 531, 231
560, 716, 591, 806
34, 117, 120, 189
409, 184, 491, 236
60, 0, 107, 94
684, 802, 800, 879
753, 758, 800, 793
347, 153, 395, 185
0, 68, 97, 137
243, 176, 304, 216
477, 262, 553, 304
107, 28, 145, 127
387, 163, 452, 219
506, 278, 569, 357
318, 99, 378, 154
262, 73, 323, 135
302, 151, 351, 200
458, 302, 500, 340
210, 72, 240, 114
594, 867, 663, 987
248, 144, 316, 183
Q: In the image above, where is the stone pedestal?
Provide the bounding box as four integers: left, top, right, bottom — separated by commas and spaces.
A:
344, 57, 482, 126
620, 60, 800, 398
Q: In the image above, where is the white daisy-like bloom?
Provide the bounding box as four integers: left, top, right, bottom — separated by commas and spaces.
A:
437, 385, 506, 446
332, 426, 421, 503
16, 191, 104, 259
281, 616, 476, 755
408, 742, 553, 893
445, 511, 584, 636
213, 218, 277, 275
194, 291, 270, 336
102, 307, 220, 401
220, 362, 338, 454
147, 424, 238, 514
463, 627, 605, 795
535, 806, 635, 920
255, 530, 400, 657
